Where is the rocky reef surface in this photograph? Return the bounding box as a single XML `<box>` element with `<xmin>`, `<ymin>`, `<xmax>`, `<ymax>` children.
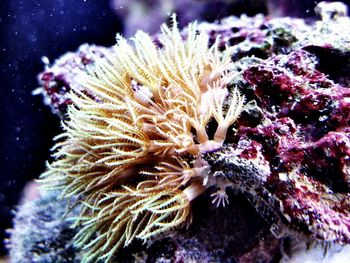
<box><xmin>7</xmin><ymin>2</ymin><xmax>350</xmax><ymax>262</ymax></box>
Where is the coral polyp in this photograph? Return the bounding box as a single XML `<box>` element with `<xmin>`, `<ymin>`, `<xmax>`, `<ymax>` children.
<box><xmin>40</xmin><ymin>15</ymin><xmax>244</xmax><ymax>262</ymax></box>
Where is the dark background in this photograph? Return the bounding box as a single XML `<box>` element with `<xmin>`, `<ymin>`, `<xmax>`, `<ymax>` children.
<box><xmin>1</xmin><ymin>0</ymin><xmax>349</xmax><ymax>257</ymax></box>
<box><xmin>0</xmin><ymin>0</ymin><xmax>122</xmax><ymax>256</ymax></box>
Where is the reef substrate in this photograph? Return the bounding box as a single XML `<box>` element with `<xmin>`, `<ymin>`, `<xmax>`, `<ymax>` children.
<box><xmin>8</xmin><ymin>2</ymin><xmax>350</xmax><ymax>262</ymax></box>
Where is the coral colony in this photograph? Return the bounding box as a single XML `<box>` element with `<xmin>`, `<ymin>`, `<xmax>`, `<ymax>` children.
<box><xmin>8</xmin><ymin>2</ymin><xmax>350</xmax><ymax>262</ymax></box>
<box><xmin>40</xmin><ymin>15</ymin><xmax>245</xmax><ymax>262</ymax></box>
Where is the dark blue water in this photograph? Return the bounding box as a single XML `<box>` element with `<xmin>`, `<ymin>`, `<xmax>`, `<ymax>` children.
<box><xmin>0</xmin><ymin>0</ymin><xmax>121</xmax><ymax>255</ymax></box>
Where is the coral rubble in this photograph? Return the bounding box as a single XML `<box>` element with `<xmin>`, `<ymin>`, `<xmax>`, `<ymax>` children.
<box><xmin>9</xmin><ymin>1</ymin><xmax>350</xmax><ymax>262</ymax></box>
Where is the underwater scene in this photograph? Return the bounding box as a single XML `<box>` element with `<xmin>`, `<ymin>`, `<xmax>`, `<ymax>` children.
<box><xmin>1</xmin><ymin>0</ymin><xmax>350</xmax><ymax>262</ymax></box>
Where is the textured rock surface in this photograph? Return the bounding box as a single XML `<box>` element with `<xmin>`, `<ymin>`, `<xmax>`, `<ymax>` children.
<box><xmin>35</xmin><ymin>44</ymin><xmax>115</xmax><ymax>116</ymax></box>
<box><xmin>239</xmin><ymin>47</ymin><xmax>350</xmax><ymax>244</ymax></box>
<box><xmin>7</xmin><ymin>187</ymin><xmax>280</xmax><ymax>263</ymax></box>
<box><xmin>6</xmin><ymin>190</ymin><xmax>81</xmax><ymax>263</ymax></box>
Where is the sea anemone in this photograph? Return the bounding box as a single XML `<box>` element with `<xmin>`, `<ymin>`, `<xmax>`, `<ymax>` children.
<box><xmin>40</xmin><ymin>15</ymin><xmax>244</xmax><ymax>262</ymax></box>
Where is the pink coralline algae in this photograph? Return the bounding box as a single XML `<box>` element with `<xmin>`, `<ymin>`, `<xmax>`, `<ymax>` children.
<box><xmin>202</xmin><ymin>8</ymin><xmax>350</xmax><ymax>246</ymax></box>
<box><xmin>238</xmin><ymin>47</ymin><xmax>350</xmax><ymax>243</ymax></box>
<box><xmin>35</xmin><ymin>44</ymin><xmax>114</xmax><ymax>116</ymax></box>
<box><xmin>32</xmin><ymin>2</ymin><xmax>350</xmax><ymax>260</ymax></box>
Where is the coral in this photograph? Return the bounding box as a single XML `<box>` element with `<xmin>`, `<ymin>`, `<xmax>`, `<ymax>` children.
<box><xmin>40</xmin><ymin>15</ymin><xmax>244</xmax><ymax>262</ymax></box>
<box><xmin>36</xmin><ymin>14</ymin><xmax>311</xmax><ymax>118</ymax></box>
<box><xmin>12</xmin><ymin>2</ymin><xmax>350</xmax><ymax>262</ymax></box>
